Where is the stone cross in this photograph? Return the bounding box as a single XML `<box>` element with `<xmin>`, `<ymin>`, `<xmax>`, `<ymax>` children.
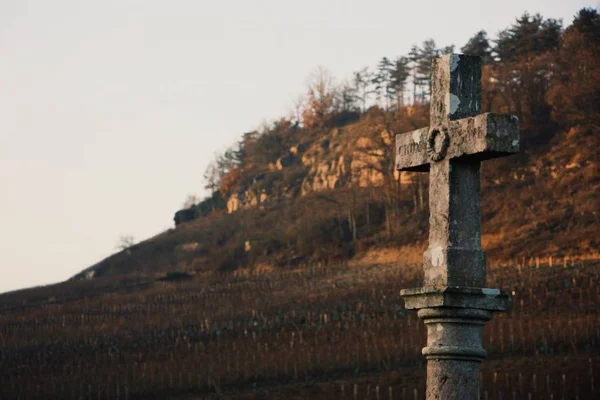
<box><xmin>397</xmin><ymin>54</ymin><xmax>519</xmax><ymax>400</ymax></box>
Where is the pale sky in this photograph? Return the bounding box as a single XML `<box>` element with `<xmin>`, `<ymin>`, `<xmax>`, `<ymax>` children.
<box><xmin>0</xmin><ymin>0</ymin><xmax>591</xmax><ymax>293</ymax></box>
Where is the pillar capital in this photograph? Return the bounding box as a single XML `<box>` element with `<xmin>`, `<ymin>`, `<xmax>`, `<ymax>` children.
<box><xmin>400</xmin><ymin>285</ymin><xmax>508</xmax><ymax>311</ymax></box>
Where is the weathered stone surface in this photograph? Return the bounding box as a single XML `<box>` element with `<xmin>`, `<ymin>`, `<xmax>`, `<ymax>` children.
<box><xmin>425</xmin><ymin>159</ymin><xmax>486</xmax><ymax>287</ymax></box>
<box><xmin>426</xmin><ymin>360</ymin><xmax>481</xmax><ymax>400</ymax></box>
<box><xmin>289</xmin><ymin>142</ymin><xmax>309</xmax><ymax>155</ymax></box>
<box><xmin>276</xmin><ymin>153</ymin><xmax>296</xmax><ymax>170</ymax></box>
<box><xmin>227</xmin><ymin>192</ymin><xmax>244</xmax><ymax>214</ymax></box>
<box><xmin>396</xmin><ymin>54</ymin><xmax>520</xmax><ymax>288</ymax></box>
<box><xmin>227</xmin><ymin>188</ymin><xmax>270</xmax><ymax>213</ymax></box>
<box><xmin>430</xmin><ymin>54</ymin><xmax>482</xmax><ymax>126</ymax></box>
<box><xmin>175</xmin><ymin>242</ymin><xmax>200</xmax><ymax>254</ymax></box>
<box><xmin>395</xmin><ymin>113</ymin><xmax>520</xmax><ymax>172</ymax></box>
<box><xmin>83</xmin><ymin>270</ymin><xmax>96</xmax><ymax>280</ymax></box>
<box><xmin>418</xmin><ymin>307</ymin><xmax>493</xmax><ymax>400</ymax></box>
<box><xmin>397</xmin><ymin>54</ymin><xmax>519</xmax><ymax>400</ymax></box>
<box><xmin>259</xmin><ymin>190</ymin><xmax>268</xmax><ymax>203</ymax></box>
<box><xmin>400</xmin><ymin>286</ymin><xmax>508</xmax><ymax>311</ymax></box>
<box><xmin>300</xmin><ymin>155</ymin><xmax>351</xmax><ymax>195</ymax></box>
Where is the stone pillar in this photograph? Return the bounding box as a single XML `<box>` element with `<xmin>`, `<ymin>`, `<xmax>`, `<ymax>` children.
<box><xmin>421</xmin><ymin>308</ymin><xmax>490</xmax><ymax>399</ymax></box>
<box><xmin>401</xmin><ymin>287</ymin><xmax>508</xmax><ymax>400</ymax></box>
<box><xmin>395</xmin><ymin>54</ymin><xmax>519</xmax><ymax>399</ymax></box>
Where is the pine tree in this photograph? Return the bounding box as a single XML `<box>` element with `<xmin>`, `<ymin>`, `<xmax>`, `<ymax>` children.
<box><xmin>492</xmin><ymin>13</ymin><xmax>563</xmax><ymax>128</ymax></box>
<box><xmin>372</xmin><ymin>57</ymin><xmax>395</xmax><ymax>109</ymax></box>
<box><xmin>461</xmin><ymin>30</ymin><xmax>493</xmax><ymax>64</ymax></box>
<box><xmin>416</xmin><ymin>39</ymin><xmax>439</xmax><ymax>101</ymax></box>
<box><xmin>390</xmin><ymin>57</ymin><xmax>410</xmax><ymax>107</ymax></box>
<box><xmin>494</xmin><ymin>13</ymin><xmax>562</xmax><ymax>62</ymax></box>
<box><xmin>548</xmin><ymin>8</ymin><xmax>600</xmax><ymax>128</ymax></box>
<box><xmin>408</xmin><ymin>45</ymin><xmax>421</xmax><ymax>105</ymax></box>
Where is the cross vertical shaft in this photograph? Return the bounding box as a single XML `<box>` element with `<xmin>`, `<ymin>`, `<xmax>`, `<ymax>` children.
<box><xmin>424</xmin><ymin>55</ymin><xmax>485</xmax><ymax>288</ymax></box>
<box><xmin>397</xmin><ymin>54</ymin><xmax>519</xmax><ymax>400</ymax></box>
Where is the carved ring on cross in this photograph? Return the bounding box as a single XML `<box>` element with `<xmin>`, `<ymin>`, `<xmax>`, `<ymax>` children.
<box><xmin>427</xmin><ymin>126</ymin><xmax>450</xmax><ymax>162</ymax></box>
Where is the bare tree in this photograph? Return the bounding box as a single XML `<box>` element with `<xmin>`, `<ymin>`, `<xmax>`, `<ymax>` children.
<box><xmin>291</xmin><ymin>93</ymin><xmax>306</xmax><ymax>126</ymax></box>
<box><xmin>302</xmin><ymin>66</ymin><xmax>337</xmax><ymax>128</ymax></box>
<box><xmin>335</xmin><ymin>79</ymin><xmax>359</xmax><ymax>113</ymax></box>
<box><xmin>203</xmin><ymin>157</ymin><xmax>221</xmax><ymax>193</ymax></box>
<box><xmin>116</xmin><ymin>235</ymin><xmax>135</xmax><ymax>251</ymax></box>
<box><xmin>306</xmin><ymin>65</ymin><xmax>336</xmax><ymax>98</ymax></box>
<box><xmin>352</xmin><ymin>108</ymin><xmax>400</xmax><ymax>237</ymax></box>
<box><xmin>182</xmin><ymin>194</ymin><xmax>199</xmax><ymax>209</ymax></box>
<box><xmin>352</xmin><ymin>67</ymin><xmax>376</xmax><ymax>112</ymax></box>
<box><xmin>203</xmin><ymin>146</ymin><xmax>241</xmax><ymax>194</ymax></box>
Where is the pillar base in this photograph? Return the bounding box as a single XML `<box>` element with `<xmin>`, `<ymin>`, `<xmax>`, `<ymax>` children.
<box><xmin>400</xmin><ymin>286</ymin><xmax>508</xmax><ymax>400</ymax></box>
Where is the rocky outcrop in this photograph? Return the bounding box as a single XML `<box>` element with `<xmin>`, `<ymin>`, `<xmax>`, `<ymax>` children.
<box><xmin>276</xmin><ymin>153</ymin><xmax>297</xmax><ymax>170</ymax></box>
<box><xmin>174</xmin><ymin>208</ymin><xmax>196</xmax><ymax>226</ymax></box>
<box><xmin>290</xmin><ymin>142</ymin><xmax>309</xmax><ymax>155</ymax></box>
<box><xmin>227</xmin><ymin>189</ymin><xmax>269</xmax><ymax>213</ymax></box>
<box><xmin>301</xmin><ymin>155</ymin><xmax>351</xmax><ymax>195</ymax></box>
<box><xmin>226</xmin><ymin>125</ymin><xmax>415</xmax><ymax>213</ymax></box>
<box><xmin>227</xmin><ymin>193</ymin><xmax>244</xmax><ymax>214</ymax></box>
<box><xmin>175</xmin><ymin>242</ymin><xmax>200</xmax><ymax>254</ymax></box>
<box><xmin>299</xmin><ymin>128</ymin><xmax>396</xmax><ymax>196</ymax></box>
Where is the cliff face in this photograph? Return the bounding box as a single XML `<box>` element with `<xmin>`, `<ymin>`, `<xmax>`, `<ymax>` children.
<box><xmin>226</xmin><ymin>122</ymin><xmax>413</xmax><ymax>213</ymax></box>
<box><xmin>216</xmin><ymin>108</ymin><xmax>600</xmax><ymax>267</ymax></box>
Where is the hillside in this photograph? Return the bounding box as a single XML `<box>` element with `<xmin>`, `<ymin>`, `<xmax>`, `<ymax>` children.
<box><xmin>74</xmin><ymin>9</ymin><xmax>600</xmax><ymax>281</ymax></box>
<box><xmin>72</xmin><ymin>107</ymin><xmax>599</xmax><ymax>281</ymax></box>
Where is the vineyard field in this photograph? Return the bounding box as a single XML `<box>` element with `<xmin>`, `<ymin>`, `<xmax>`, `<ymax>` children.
<box><xmin>1</xmin><ymin>257</ymin><xmax>599</xmax><ymax>399</ymax></box>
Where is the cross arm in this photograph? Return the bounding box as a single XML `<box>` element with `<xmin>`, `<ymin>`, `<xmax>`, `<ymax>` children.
<box><xmin>395</xmin><ymin>113</ymin><xmax>520</xmax><ymax>172</ymax></box>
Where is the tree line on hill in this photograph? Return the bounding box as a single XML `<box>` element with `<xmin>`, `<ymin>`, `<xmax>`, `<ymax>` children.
<box><xmin>179</xmin><ymin>8</ymin><xmax>598</xmax><ymax>225</ymax></box>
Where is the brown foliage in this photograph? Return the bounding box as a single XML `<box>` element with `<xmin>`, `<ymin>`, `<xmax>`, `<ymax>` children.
<box><xmin>548</xmin><ymin>24</ymin><xmax>600</xmax><ymax>128</ymax></box>
<box><xmin>219</xmin><ymin>167</ymin><xmax>243</xmax><ymax>197</ymax></box>
<box><xmin>302</xmin><ymin>67</ymin><xmax>336</xmax><ymax>129</ymax></box>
